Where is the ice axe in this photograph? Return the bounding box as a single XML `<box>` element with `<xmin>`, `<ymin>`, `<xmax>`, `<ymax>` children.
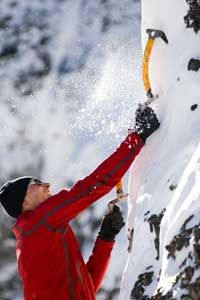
<box><xmin>142</xmin><ymin>29</ymin><xmax>168</xmax><ymax>105</ymax></box>
<box><xmin>107</xmin><ymin>30</ymin><xmax>168</xmax><ymax>213</ymax></box>
<box><xmin>123</xmin><ymin>29</ymin><xmax>168</xmax><ymax>252</ymax></box>
<box><xmin>108</xmin><ymin>179</ymin><xmax>128</xmax><ymax>212</ymax></box>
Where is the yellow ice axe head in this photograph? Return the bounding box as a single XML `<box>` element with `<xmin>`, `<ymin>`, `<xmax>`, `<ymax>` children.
<box><xmin>142</xmin><ymin>29</ymin><xmax>168</xmax><ymax>100</ymax></box>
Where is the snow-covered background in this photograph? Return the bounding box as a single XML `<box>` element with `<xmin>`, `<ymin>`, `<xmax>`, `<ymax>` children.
<box><xmin>0</xmin><ymin>0</ymin><xmax>142</xmax><ymax>299</ymax></box>
<box><xmin>1</xmin><ymin>0</ymin><xmax>199</xmax><ymax>299</ymax></box>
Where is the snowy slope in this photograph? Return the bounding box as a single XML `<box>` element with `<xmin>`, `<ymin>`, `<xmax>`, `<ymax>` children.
<box><xmin>119</xmin><ymin>0</ymin><xmax>200</xmax><ymax>299</ymax></box>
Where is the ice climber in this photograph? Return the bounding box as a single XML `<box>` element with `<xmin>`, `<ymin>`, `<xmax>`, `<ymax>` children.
<box><xmin>0</xmin><ymin>105</ymin><xmax>159</xmax><ymax>300</ymax></box>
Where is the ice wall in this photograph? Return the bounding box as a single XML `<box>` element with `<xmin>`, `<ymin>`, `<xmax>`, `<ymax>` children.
<box><xmin>119</xmin><ymin>0</ymin><xmax>200</xmax><ymax>299</ymax></box>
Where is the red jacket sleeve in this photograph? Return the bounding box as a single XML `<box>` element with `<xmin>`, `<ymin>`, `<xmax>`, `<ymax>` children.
<box><xmin>86</xmin><ymin>236</ymin><xmax>115</xmax><ymax>293</ymax></box>
<box><xmin>35</xmin><ymin>132</ymin><xmax>144</xmax><ymax>225</ymax></box>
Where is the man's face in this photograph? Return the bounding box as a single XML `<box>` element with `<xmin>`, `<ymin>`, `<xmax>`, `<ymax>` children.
<box><xmin>23</xmin><ymin>179</ymin><xmax>52</xmax><ymax>211</ymax></box>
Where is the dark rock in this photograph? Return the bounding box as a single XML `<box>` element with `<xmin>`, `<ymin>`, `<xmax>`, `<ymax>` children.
<box><xmin>156</xmin><ymin>267</ymin><xmax>200</xmax><ymax>299</ymax></box>
<box><xmin>165</xmin><ymin>215</ymin><xmax>194</xmax><ymax>259</ymax></box>
<box><xmin>191</xmin><ymin>104</ymin><xmax>198</xmax><ymax>111</ymax></box>
<box><xmin>145</xmin><ymin>216</ymin><xmax>200</xmax><ymax>299</ymax></box>
<box><xmin>193</xmin><ymin>226</ymin><xmax>200</xmax><ymax>241</ymax></box>
<box><xmin>184</xmin><ymin>0</ymin><xmax>200</xmax><ymax>34</ymax></box>
<box><xmin>180</xmin><ymin>266</ymin><xmax>194</xmax><ymax>287</ymax></box>
<box><xmin>58</xmin><ymin>56</ymin><xmax>85</xmax><ymax>74</ymax></box>
<box><xmin>14</xmin><ymin>52</ymin><xmax>51</xmax><ymax>95</ymax></box>
<box><xmin>0</xmin><ymin>43</ymin><xmax>18</xmax><ymax>60</ymax></box>
<box><xmin>146</xmin><ymin>266</ymin><xmax>153</xmax><ymax>270</ymax></box>
<box><xmin>179</xmin><ymin>258</ymin><xmax>187</xmax><ymax>269</ymax></box>
<box><xmin>14</xmin><ymin>71</ymin><xmax>34</xmax><ymax>96</ymax></box>
<box><xmin>30</xmin><ymin>52</ymin><xmax>52</xmax><ymax>78</ymax></box>
<box><xmin>180</xmin><ymin>215</ymin><xmax>194</xmax><ymax>232</ymax></box>
<box><xmin>130</xmin><ymin>271</ymin><xmax>154</xmax><ymax>300</ymax></box>
<box><xmin>169</xmin><ymin>184</ymin><xmax>177</xmax><ymax>191</ymax></box>
<box><xmin>0</xmin><ymin>2</ymin><xmax>54</xmax><ymax>97</ymax></box>
<box><xmin>23</xmin><ymin>7</ymin><xmax>49</xmax><ymax>30</ymax></box>
<box><xmin>144</xmin><ymin>211</ymin><xmax>150</xmax><ymax>216</ymax></box>
<box><xmin>127</xmin><ymin>228</ymin><xmax>134</xmax><ymax>253</ymax></box>
<box><xmin>10</xmin><ymin>1</ymin><xmax>18</xmax><ymax>8</ymax></box>
<box><xmin>153</xmin><ymin>290</ymin><xmax>175</xmax><ymax>300</ymax></box>
<box><xmin>147</xmin><ymin>209</ymin><xmax>166</xmax><ymax>260</ymax></box>
<box><xmin>188</xmin><ymin>251</ymin><xmax>193</xmax><ymax>260</ymax></box>
<box><xmin>39</xmin><ymin>35</ymin><xmax>51</xmax><ymax>46</ymax></box>
<box><xmin>188</xmin><ymin>59</ymin><xmax>200</xmax><ymax>71</ymax></box>
<box><xmin>102</xmin><ymin>16</ymin><xmax>111</xmax><ymax>33</ymax></box>
<box><xmin>0</xmin><ymin>271</ymin><xmax>21</xmax><ymax>299</ymax></box>
<box><xmin>193</xmin><ymin>226</ymin><xmax>200</xmax><ymax>265</ymax></box>
<box><xmin>0</xmin><ymin>15</ymin><xmax>12</xmax><ymax>29</ymax></box>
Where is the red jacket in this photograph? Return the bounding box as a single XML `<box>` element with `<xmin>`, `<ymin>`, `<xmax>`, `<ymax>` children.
<box><xmin>12</xmin><ymin>132</ymin><xmax>144</xmax><ymax>300</ymax></box>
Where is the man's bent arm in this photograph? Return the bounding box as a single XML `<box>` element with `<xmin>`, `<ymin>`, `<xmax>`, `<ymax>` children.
<box><xmin>86</xmin><ymin>236</ymin><xmax>115</xmax><ymax>293</ymax></box>
<box><xmin>36</xmin><ymin>132</ymin><xmax>144</xmax><ymax>225</ymax></box>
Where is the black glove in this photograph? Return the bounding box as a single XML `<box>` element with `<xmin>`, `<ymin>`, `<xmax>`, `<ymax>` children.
<box><xmin>98</xmin><ymin>205</ymin><xmax>125</xmax><ymax>241</ymax></box>
<box><xmin>134</xmin><ymin>104</ymin><xmax>160</xmax><ymax>142</ymax></box>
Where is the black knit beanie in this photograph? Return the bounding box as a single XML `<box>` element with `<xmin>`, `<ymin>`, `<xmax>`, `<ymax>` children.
<box><xmin>0</xmin><ymin>176</ymin><xmax>33</xmax><ymax>218</ymax></box>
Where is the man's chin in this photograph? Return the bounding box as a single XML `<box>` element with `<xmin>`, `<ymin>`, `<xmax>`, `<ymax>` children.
<box><xmin>42</xmin><ymin>194</ymin><xmax>51</xmax><ymax>203</ymax></box>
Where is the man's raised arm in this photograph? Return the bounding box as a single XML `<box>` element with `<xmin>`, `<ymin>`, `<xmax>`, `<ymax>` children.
<box><xmin>36</xmin><ymin>105</ymin><xmax>159</xmax><ymax>226</ymax></box>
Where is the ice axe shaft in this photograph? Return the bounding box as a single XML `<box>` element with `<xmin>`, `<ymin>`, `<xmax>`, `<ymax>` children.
<box><xmin>142</xmin><ymin>29</ymin><xmax>168</xmax><ymax>103</ymax></box>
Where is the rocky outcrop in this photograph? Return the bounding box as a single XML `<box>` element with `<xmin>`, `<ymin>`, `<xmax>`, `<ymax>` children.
<box><xmin>184</xmin><ymin>0</ymin><xmax>200</xmax><ymax>34</ymax></box>
<box><xmin>153</xmin><ymin>217</ymin><xmax>200</xmax><ymax>299</ymax></box>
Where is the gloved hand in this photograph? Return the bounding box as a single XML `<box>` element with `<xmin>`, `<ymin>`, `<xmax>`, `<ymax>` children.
<box><xmin>134</xmin><ymin>104</ymin><xmax>160</xmax><ymax>142</ymax></box>
<box><xmin>98</xmin><ymin>205</ymin><xmax>125</xmax><ymax>241</ymax></box>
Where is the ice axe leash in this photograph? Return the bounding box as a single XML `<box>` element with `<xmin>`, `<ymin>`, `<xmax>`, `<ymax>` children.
<box><xmin>142</xmin><ymin>29</ymin><xmax>168</xmax><ymax>106</ymax></box>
